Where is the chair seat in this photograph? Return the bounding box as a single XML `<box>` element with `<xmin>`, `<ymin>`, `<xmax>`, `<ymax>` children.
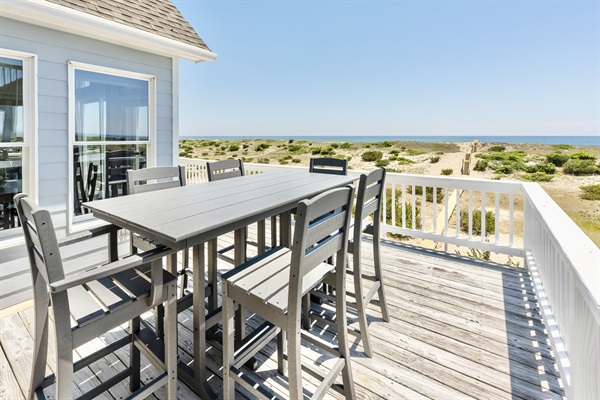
<box><xmin>66</xmin><ymin>265</ymin><xmax>176</xmax><ymax>329</ymax></box>
<box><xmin>222</xmin><ymin>246</ymin><xmax>335</xmax><ymax>314</ymax></box>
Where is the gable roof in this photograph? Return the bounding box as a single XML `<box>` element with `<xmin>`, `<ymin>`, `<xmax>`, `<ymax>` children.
<box><xmin>44</xmin><ymin>0</ymin><xmax>210</xmax><ymax>52</ymax></box>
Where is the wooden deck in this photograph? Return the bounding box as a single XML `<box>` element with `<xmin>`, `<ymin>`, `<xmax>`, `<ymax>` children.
<box><xmin>0</xmin><ymin>233</ymin><xmax>564</xmax><ymax>399</ymax></box>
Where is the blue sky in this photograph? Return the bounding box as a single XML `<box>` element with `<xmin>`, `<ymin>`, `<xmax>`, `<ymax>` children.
<box><xmin>174</xmin><ymin>1</ymin><xmax>599</xmax><ymax>137</ymax></box>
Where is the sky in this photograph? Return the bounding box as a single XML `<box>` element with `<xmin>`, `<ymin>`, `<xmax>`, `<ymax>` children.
<box><xmin>173</xmin><ymin>0</ymin><xmax>599</xmax><ymax>137</ymax></box>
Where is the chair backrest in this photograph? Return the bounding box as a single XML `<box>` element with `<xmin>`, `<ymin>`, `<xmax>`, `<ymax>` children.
<box><xmin>14</xmin><ymin>193</ymin><xmax>64</xmax><ymax>294</ymax></box>
<box><xmin>127</xmin><ymin>166</ymin><xmax>186</xmax><ymax>195</ymax></box>
<box><xmin>289</xmin><ymin>185</ymin><xmax>354</xmax><ymax>308</ymax></box>
<box><xmin>206</xmin><ymin>159</ymin><xmax>245</xmax><ymax>182</ymax></box>
<box><xmin>309</xmin><ymin>158</ymin><xmax>348</xmax><ymax>175</ymax></box>
<box><xmin>354</xmin><ymin>168</ymin><xmax>386</xmax><ymax>238</ymax></box>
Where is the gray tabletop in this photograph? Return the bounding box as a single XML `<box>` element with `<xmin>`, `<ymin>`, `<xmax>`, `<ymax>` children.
<box><xmin>84</xmin><ymin>171</ymin><xmax>356</xmax><ymax>250</ymax></box>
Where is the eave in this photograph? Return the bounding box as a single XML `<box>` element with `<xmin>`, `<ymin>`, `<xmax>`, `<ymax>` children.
<box><xmin>0</xmin><ymin>0</ymin><xmax>217</xmax><ymax>63</ymax></box>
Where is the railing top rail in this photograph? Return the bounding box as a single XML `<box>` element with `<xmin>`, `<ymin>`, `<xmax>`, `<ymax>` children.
<box><xmin>523</xmin><ymin>182</ymin><xmax>600</xmax><ymax>313</ymax></box>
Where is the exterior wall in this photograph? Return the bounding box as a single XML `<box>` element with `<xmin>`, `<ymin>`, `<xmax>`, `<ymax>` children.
<box><xmin>0</xmin><ymin>17</ymin><xmax>175</xmax><ymax>309</ymax></box>
<box><xmin>1</xmin><ymin>17</ymin><xmax>174</xmax><ymax>231</ymax></box>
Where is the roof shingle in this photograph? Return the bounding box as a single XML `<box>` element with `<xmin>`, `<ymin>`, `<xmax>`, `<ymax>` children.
<box><xmin>44</xmin><ymin>0</ymin><xmax>210</xmax><ymax>51</ymax></box>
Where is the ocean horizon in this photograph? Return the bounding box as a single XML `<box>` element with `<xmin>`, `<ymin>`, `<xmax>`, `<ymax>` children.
<box><xmin>182</xmin><ymin>135</ymin><xmax>599</xmax><ymax>146</ymax></box>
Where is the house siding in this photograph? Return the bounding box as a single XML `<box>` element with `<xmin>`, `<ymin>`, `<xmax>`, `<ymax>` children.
<box><xmin>0</xmin><ymin>17</ymin><xmax>177</xmax><ymax>309</ymax></box>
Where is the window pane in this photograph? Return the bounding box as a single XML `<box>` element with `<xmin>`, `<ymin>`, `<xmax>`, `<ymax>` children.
<box><xmin>74</xmin><ymin>144</ymin><xmax>146</xmax><ymax>215</ymax></box>
<box><xmin>75</xmin><ymin>70</ymin><xmax>148</xmax><ymax>142</ymax></box>
<box><xmin>0</xmin><ymin>147</ymin><xmax>22</xmax><ymax>230</ymax></box>
<box><xmin>0</xmin><ymin>58</ymin><xmax>24</xmax><ymax>143</ymax></box>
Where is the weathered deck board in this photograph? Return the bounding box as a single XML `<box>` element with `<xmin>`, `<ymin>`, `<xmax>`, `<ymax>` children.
<box><xmin>0</xmin><ymin>231</ymin><xmax>564</xmax><ymax>399</ymax></box>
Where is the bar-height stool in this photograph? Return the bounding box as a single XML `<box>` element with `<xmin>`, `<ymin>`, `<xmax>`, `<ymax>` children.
<box><xmin>309</xmin><ymin>157</ymin><xmax>349</xmax><ymax>175</ymax></box>
<box><xmin>308</xmin><ymin>168</ymin><xmax>390</xmax><ymax>357</ymax></box>
<box><xmin>206</xmin><ymin>158</ymin><xmax>270</xmax><ymax>260</ymax></box>
<box><xmin>221</xmin><ymin>185</ymin><xmax>356</xmax><ymax>399</ymax></box>
<box><xmin>14</xmin><ymin>193</ymin><xmax>178</xmax><ymax>399</ymax></box>
<box><xmin>127</xmin><ymin>166</ymin><xmax>190</xmax><ymax>297</ymax></box>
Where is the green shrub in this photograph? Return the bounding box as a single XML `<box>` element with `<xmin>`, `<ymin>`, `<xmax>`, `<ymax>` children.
<box><xmin>429</xmin><ymin>156</ymin><xmax>440</xmax><ymax>164</ymax></box>
<box><xmin>377</xmin><ymin>141</ymin><xmax>394</xmax><ymax>147</ymax></box>
<box><xmin>257</xmin><ymin>158</ymin><xmax>270</xmax><ymax>164</ymax></box>
<box><xmin>473</xmin><ymin>160</ymin><xmax>488</xmax><ymax>172</ymax></box>
<box><xmin>525</xmin><ymin>163</ymin><xmax>556</xmax><ymax>174</ymax></box>
<box><xmin>441</xmin><ymin>169</ymin><xmax>453</xmax><ymax>176</ymax></box>
<box><xmin>287</xmin><ymin>144</ymin><xmax>304</xmax><ymax>153</ymax></box>
<box><xmin>389</xmin><ymin>149</ymin><xmax>400</xmax><ymax>155</ymax></box>
<box><xmin>494</xmin><ymin>165</ymin><xmax>513</xmax><ymax>174</ymax></box>
<box><xmin>243</xmin><ymin>157</ymin><xmax>253</xmax><ymax>162</ymax></box>
<box><xmin>311</xmin><ymin>148</ymin><xmax>322</xmax><ymax>155</ymax></box>
<box><xmin>202</xmin><ymin>152</ymin><xmax>209</xmax><ymax>156</ymax></box>
<box><xmin>255</xmin><ymin>143</ymin><xmax>270</xmax><ymax>152</ymax></box>
<box><xmin>288</xmin><ymin>139</ymin><xmax>294</xmax><ymax>143</ymax></box>
<box><xmin>330</xmin><ymin>143</ymin><xmax>339</xmax><ymax>149</ymax></box>
<box><xmin>292</xmin><ymin>158</ymin><xmax>301</xmax><ymax>163</ymax></box>
<box><xmin>519</xmin><ymin>172</ymin><xmax>554</xmax><ymax>182</ymax></box>
<box><xmin>319</xmin><ymin>147</ymin><xmax>335</xmax><ymax>156</ymax></box>
<box><xmin>243</xmin><ymin>143</ymin><xmax>249</xmax><ymax>149</ymax></box>
<box><xmin>460</xmin><ymin>209</ymin><xmax>495</xmax><ymax>236</ymax></box>
<box><xmin>552</xmin><ymin>144</ymin><xmax>574</xmax><ymax>150</ymax></box>
<box><xmin>362</xmin><ymin>151</ymin><xmax>383</xmax><ymax>162</ymax></box>
<box><xmin>228</xmin><ymin>144</ymin><xmax>240</xmax><ymax>152</ymax></box>
<box><xmin>406</xmin><ymin>149</ymin><xmax>426</xmax><ymax>156</ymax></box>
<box><xmin>375</xmin><ymin>159</ymin><xmax>390</xmax><ymax>167</ymax></box>
<box><xmin>570</xmin><ymin>152</ymin><xmax>596</xmax><ymax>161</ymax></box>
<box><xmin>546</xmin><ymin>153</ymin><xmax>570</xmax><ymax>167</ymax></box>
<box><xmin>282</xmin><ymin>155</ymin><xmax>293</xmax><ymax>160</ymax></box>
<box><xmin>563</xmin><ymin>159</ymin><xmax>600</xmax><ymax>176</ymax></box>
<box><xmin>280</xmin><ymin>161</ymin><xmax>288</xmax><ymax>165</ymax></box>
<box><xmin>580</xmin><ymin>184</ymin><xmax>600</xmax><ymax>200</ymax></box>
<box><xmin>489</xmin><ymin>145</ymin><xmax>506</xmax><ymax>152</ymax></box>
<box><xmin>388</xmin><ymin>156</ymin><xmax>398</xmax><ymax>161</ymax></box>
<box><xmin>340</xmin><ymin>142</ymin><xmax>353</xmax><ymax>149</ymax></box>
<box><xmin>395</xmin><ymin>157</ymin><xmax>413</xmax><ymax>165</ymax></box>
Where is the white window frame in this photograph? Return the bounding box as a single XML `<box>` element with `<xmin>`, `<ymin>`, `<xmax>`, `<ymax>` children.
<box><xmin>0</xmin><ymin>49</ymin><xmax>37</xmax><ymax>240</ymax></box>
<box><xmin>68</xmin><ymin>61</ymin><xmax>156</xmax><ymax>233</ymax></box>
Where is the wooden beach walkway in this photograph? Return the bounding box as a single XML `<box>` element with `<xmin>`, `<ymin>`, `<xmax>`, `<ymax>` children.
<box><xmin>0</xmin><ymin>231</ymin><xmax>563</xmax><ymax>399</ymax></box>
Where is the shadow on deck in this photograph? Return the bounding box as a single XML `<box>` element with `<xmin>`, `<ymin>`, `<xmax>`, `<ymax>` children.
<box><xmin>0</xmin><ymin>236</ymin><xmax>563</xmax><ymax>399</ymax></box>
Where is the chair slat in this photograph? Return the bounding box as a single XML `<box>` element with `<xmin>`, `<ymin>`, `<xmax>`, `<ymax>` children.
<box><xmin>85</xmin><ymin>277</ymin><xmax>133</xmax><ymax>312</ymax></box>
<box><xmin>305</xmin><ymin>210</ymin><xmax>347</xmax><ymax>246</ymax></box>
<box><xmin>111</xmin><ymin>269</ymin><xmax>151</xmax><ymax>300</ymax></box>
<box><xmin>67</xmin><ymin>286</ymin><xmax>105</xmax><ymax>327</ymax></box>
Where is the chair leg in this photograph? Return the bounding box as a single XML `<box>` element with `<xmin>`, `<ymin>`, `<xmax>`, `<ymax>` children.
<box><xmin>353</xmin><ymin>247</ymin><xmax>373</xmax><ymax>357</ymax></box>
<box><xmin>270</xmin><ymin>215</ymin><xmax>278</xmax><ymax>248</ymax></box>
<box><xmin>130</xmin><ymin>316</ymin><xmax>141</xmax><ymax>392</ymax></box>
<box><xmin>372</xmin><ymin>231</ymin><xmax>390</xmax><ymax>322</ymax></box>
<box><xmin>257</xmin><ymin>220</ymin><xmax>266</xmax><ymax>254</ymax></box>
<box><xmin>287</xmin><ymin>320</ymin><xmax>303</xmax><ymax>400</ymax></box>
<box><xmin>53</xmin><ymin>293</ymin><xmax>74</xmax><ymax>399</ymax></box>
<box><xmin>302</xmin><ymin>293</ymin><xmax>311</xmax><ymax>330</ymax></box>
<box><xmin>164</xmin><ymin>280</ymin><xmax>178</xmax><ymax>399</ymax></box>
<box><xmin>277</xmin><ymin>330</ymin><xmax>287</xmax><ymax>375</ymax></box>
<box><xmin>179</xmin><ymin>248</ymin><xmax>190</xmax><ymax>298</ymax></box>
<box><xmin>336</xmin><ymin>261</ymin><xmax>356</xmax><ymax>399</ymax></box>
<box><xmin>222</xmin><ymin>285</ymin><xmax>236</xmax><ymax>400</ymax></box>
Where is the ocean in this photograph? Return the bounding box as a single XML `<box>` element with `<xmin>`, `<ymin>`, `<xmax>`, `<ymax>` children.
<box><xmin>182</xmin><ymin>135</ymin><xmax>599</xmax><ymax>146</ymax></box>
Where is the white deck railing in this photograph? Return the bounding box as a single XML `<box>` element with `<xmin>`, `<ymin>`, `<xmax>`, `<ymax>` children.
<box><xmin>180</xmin><ymin>158</ymin><xmax>599</xmax><ymax>399</ymax></box>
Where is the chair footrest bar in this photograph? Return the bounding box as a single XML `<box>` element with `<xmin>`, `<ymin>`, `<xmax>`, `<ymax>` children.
<box><xmin>364</xmin><ymin>281</ymin><xmax>381</xmax><ymax>304</ymax></box>
<box><xmin>205</xmin><ymin>306</ymin><xmax>222</xmax><ymax>330</ymax></box>
<box><xmin>77</xmin><ymin>369</ymin><xmax>131</xmax><ymax>400</ymax></box>
<box><xmin>311</xmin><ymin>357</ymin><xmax>346</xmax><ymax>400</ymax></box>
<box><xmin>234</xmin><ymin>321</ymin><xmax>279</xmax><ymax>369</ymax></box>
<box><xmin>309</xmin><ymin>311</ymin><xmax>362</xmax><ymax>338</ymax></box>
<box><xmin>134</xmin><ymin>328</ymin><xmax>169</xmax><ymax>370</ymax></box>
<box><xmin>125</xmin><ymin>373</ymin><xmax>168</xmax><ymax>400</ymax></box>
<box><xmin>230</xmin><ymin>366</ymin><xmax>279</xmax><ymax>400</ymax></box>
<box><xmin>300</xmin><ymin>329</ymin><xmax>340</xmax><ymax>357</ymax></box>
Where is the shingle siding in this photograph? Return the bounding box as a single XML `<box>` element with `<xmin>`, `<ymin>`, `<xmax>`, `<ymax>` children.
<box><xmin>44</xmin><ymin>0</ymin><xmax>210</xmax><ymax>51</ymax></box>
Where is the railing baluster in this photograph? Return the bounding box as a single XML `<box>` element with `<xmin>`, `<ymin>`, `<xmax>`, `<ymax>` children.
<box><xmin>494</xmin><ymin>192</ymin><xmax>500</xmax><ymax>244</ymax></box>
<box><xmin>456</xmin><ymin>188</ymin><xmax>461</xmax><ymax>238</ymax></box>
<box><xmin>401</xmin><ymin>184</ymin><xmax>406</xmax><ymax>228</ymax></box>
<box><xmin>481</xmin><ymin>191</ymin><xmax>486</xmax><ymax>242</ymax></box>
<box><xmin>411</xmin><ymin>185</ymin><xmax>416</xmax><ymax>231</ymax></box>
<box><xmin>433</xmin><ymin>186</ymin><xmax>437</xmax><ymax>233</ymax></box>
<box><xmin>468</xmin><ymin>190</ymin><xmax>473</xmax><ymax>240</ymax></box>
<box><xmin>509</xmin><ymin>193</ymin><xmax>514</xmax><ymax>247</ymax></box>
<box><xmin>444</xmin><ymin>187</ymin><xmax>449</xmax><ymax>236</ymax></box>
<box><xmin>421</xmin><ymin>186</ymin><xmax>426</xmax><ymax>232</ymax></box>
<box><xmin>391</xmin><ymin>184</ymin><xmax>396</xmax><ymax>229</ymax></box>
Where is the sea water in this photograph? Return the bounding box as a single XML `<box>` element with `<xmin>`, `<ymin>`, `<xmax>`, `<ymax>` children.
<box><xmin>183</xmin><ymin>135</ymin><xmax>599</xmax><ymax>146</ymax></box>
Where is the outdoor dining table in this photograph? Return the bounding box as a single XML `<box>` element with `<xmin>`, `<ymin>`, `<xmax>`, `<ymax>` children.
<box><xmin>83</xmin><ymin>170</ymin><xmax>356</xmax><ymax>398</ymax></box>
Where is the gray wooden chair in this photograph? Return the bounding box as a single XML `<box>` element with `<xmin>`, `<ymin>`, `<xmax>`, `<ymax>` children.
<box><xmin>221</xmin><ymin>185</ymin><xmax>356</xmax><ymax>399</ymax></box>
<box><xmin>206</xmin><ymin>159</ymin><xmax>268</xmax><ymax>262</ymax></box>
<box><xmin>309</xmin><ymin>157</ymin><xmax>348</xmax><ymax>175</ymax></box>
<box><xmin>308</xmin><ymin>168</ymin><xmax>390</xmax><ymax>357</ymax></box>
<box><xmin>14</xmin><ymin>193</ymin><xmax>178</xmax><ymax>399</ymax></box>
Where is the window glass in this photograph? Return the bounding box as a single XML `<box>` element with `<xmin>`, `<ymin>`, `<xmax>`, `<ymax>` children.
<box><xmin>75</xmin><ymin>70</ymin><xmax>148</xmax><ymax>142</ymax></box>
<box><xmin>73</xmin><ymin>68</ymin><xmax>151</xmax><ymax>217</ymax></box>
<box><xmin>0</xmin><ymin>57</ymin><xmax>24</xmax><ymax>231</ymax></box>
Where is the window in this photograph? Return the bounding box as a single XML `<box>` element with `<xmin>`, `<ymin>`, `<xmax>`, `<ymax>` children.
<box><xmin>0</xmin><ymin>50</ymin><xmax>35</xmax><ymax>234</ymax></box>
<box><xmin>70</xmin><ymin>62</ymin><xmax>155</xmax><ymax>225</ymax></box>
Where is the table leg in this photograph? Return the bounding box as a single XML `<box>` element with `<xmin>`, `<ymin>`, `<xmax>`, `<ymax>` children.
<box><xmin>234</xmin><ymin>228</ymin><xmax>247</xmax><ymax>342</ymax></box>
<box><xmin>178</xmin><ymin>242</ymin><xmax>216</xmax><ymax>399</ymax></box>
<box><xmin>280</xmin><ymin>210</ymin><xmax>292</xmax><ymax>248</ymax></box>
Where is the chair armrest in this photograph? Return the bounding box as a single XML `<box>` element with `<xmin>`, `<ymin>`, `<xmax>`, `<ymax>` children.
<box><xmin>49</xmin><ymin>246</ymin><xmax>174</xmax><ymax>293</ymax></box>
<box><xmin>57</xmin><ymin>223</ymin><xmax>121</xmax><ymax>247</ymax></box>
